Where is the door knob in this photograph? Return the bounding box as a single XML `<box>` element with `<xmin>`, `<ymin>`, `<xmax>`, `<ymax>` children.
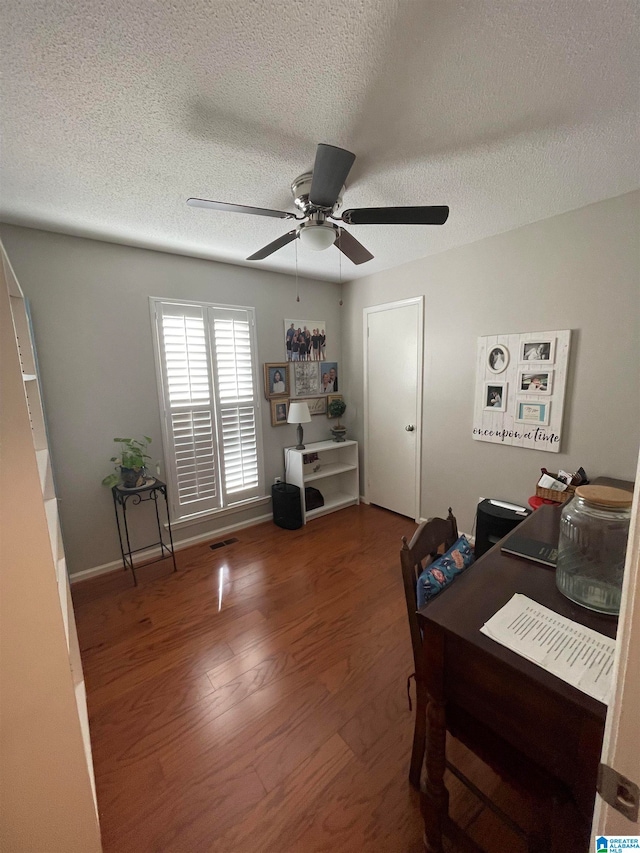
<box><xmin>405</xmin><ymin>424</ymin><xmax>415</xmax><ymax>432</ymax></box>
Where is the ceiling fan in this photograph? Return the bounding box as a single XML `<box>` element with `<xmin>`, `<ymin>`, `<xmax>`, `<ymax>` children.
<box><xmin>187</xmin><ymin>143</ymin><xmax>449</xmax><ymax>265</ymax></box>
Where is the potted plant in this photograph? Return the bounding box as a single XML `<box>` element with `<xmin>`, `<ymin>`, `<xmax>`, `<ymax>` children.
<box><xmin>327</xmin><ymin>398</ymin><xmax>347</xmax><ymax>442</ymax></box>
<box><xmin>102</xmin><ymin>436</ymin><xmax>152</xmax><ymax>488</ymax></box>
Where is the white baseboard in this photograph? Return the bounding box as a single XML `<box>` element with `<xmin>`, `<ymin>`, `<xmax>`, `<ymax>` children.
<box><xmin>70</xmin><ymin>511</ymin><xmax>273</xmax><ymax>583</ymax></box>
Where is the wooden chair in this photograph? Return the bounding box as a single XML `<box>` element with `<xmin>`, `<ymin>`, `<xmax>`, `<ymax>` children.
<box><xmin>400</xmin><ymin>509</ymin><xmax>565</xmax><ymax>853</ymax></box>
<box><xmin>400</xmin><ymin>508</ymin><xmax>459</xmax><ymax>789</ymax></box>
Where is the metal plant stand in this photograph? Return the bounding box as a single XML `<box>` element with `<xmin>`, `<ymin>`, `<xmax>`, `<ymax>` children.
<box><xmin>111</xmin><ymin>479</ymin><xmax>177</xmax><ymax>585</ymax></box>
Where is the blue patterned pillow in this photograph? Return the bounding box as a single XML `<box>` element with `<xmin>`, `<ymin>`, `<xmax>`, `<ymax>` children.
<box><xmin>416</xmin><ymin>535</ymin><xmax>475</xmax><ymax>608</ymax></box>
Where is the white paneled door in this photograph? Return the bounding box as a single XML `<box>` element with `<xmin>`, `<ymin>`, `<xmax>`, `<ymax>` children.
<box><xmin>364</xmin><ymin>297</ymin><xmax>423</xmax><ymax>520</ymax></box>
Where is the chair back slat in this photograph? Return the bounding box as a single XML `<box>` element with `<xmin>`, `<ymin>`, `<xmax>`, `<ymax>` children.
<box><xmin>400</xmin><ymin>509</ymin><xmax>458</xmax><ymax>679</ymax></box>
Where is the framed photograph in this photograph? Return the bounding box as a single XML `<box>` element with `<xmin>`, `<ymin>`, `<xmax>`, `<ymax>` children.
<box><xmin>270</xmin><ymin>399</ymin><xmax>289</xmax><ymax>426</ymax></box>
<box><xmin>518</xmin><ymin>370</ymin><xmax>553</xmax><ymax>395</ymax></box>
<box><xmin>519</xmin><ymin>338</ymin><xmax>556</xmax><ymax>364</ymax></box>
<box><xmin>515</xmin><ymin>399</ymin><xmax>551</xmax><ymax>426</ymax></box>
<box><xmin>285</xmin><ymin>319</ymin><xmax>328</xmax><ymax>362</ymax></box>
<box><xmin>487</xmin><ymin>344</ymin><xmax>509</xmax><ymax>374</ymax></box>
<box><xmin>484</xmin><ymin>382</ymin><xmax>507</xmax><ymax>412</ymax></box>
<box><xmin>326</xmin><ymin>394</ymin><xmax>343</xmax><ymax>417</ymax></box>
<box><xmin>292</xmin><ymin>361</ymin><xmax>320</xmax><ymax>396</ymax></box>
<box><xmin>263</xmin><ymin>362</ymin><xmax>289</xmax><ymax>399</ymax></box>
<box><xmin>319</xmin><ymin>362</ymin><xmax>339</xmax><ymax>393</ymax></box>
<box><xmin>297</xmin><ymin>396</ymin><xmax>327</xmax><ymax>416</ymax></box>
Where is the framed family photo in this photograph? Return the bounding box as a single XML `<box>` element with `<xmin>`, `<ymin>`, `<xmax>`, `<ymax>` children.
<box><xmin>484</xmin><ymin>381</ymin><xmax>507</xmax><ymax>412</ymax></box>
<box><xmin>515</xmin><ymin>399</ymin><xmax>550</xmax><ymax>426</ymax></box>
<box><xmin>270</xmin><ymin>399</ymin><xmax>289</xmax><ymax>426</ymax></box>
<box><xmin>518</xmin><ymin>370</ymin><xmax>553</xmax><ymax>395</ymax></box>
<box><xmin>284</xmin><ymin>320</ymin><xmax>328</xmax><ymax>362</ymax></box>
<box><xmin>519</xmin><ymin>338</ymin><xmax>555</xmax><ymax>364</ymax></box>
<box><xmin>487</xmin><ymin>344</ymin><xmax>509</xmax><ymax>374</ymax></box>
<box><xmin>263</xmin><ymin>362</ymin><xmax>289</xmax><ymax>399</ymax></box>
<box><xmin>473</xmin><ymin>328</ymin><xmax>570</xmax><ymax>453</ymax></box>
<box><xmin>319</xmin><ymin>362</ymin><xmax>338</xmax><ymax>393</ymax></box>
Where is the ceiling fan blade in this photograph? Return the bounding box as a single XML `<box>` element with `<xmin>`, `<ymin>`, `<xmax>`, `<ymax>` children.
<box><xmin>340</xmin><ymin>205</ymin><xmax>449</xmax><ymax>226</ymax></box>
<box><xmin>187</xmin><ymin>198</ymin><xmax>297</xmax><ymax>220</ymax></box>
<box><xmin>247</xmin><ymin>230</ymin><xmax>298</xmax><ymax>261</ymax></box>
<box><xmin>309</xmin><ymin>144</ymin><xmax>356</xmax><ymax>209</ymax></box>
<box><xmin>335</xmin><ymin>228</ymin><xmax>374</xmax><ymax>265</ymax></box>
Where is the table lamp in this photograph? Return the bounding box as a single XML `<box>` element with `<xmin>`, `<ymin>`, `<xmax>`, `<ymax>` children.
<box><xmin>287</xmin><ymin>401</ymin><xmax>311</xmax><ymax>450</ymax></box>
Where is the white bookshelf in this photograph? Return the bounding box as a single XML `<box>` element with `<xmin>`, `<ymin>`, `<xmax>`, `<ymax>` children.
<box><xmin>2</xmin><ymin>240</ymin><xmax>99</xmax><ymax>837</ymax></box>
<box><xmin>285</xmin><ymin>439</ymin><xmax>359</xmax><ymax>524</ymax></box>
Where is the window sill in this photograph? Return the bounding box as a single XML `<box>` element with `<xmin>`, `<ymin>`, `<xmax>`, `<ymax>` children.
<box><xmin>165</xmin><ymin>494</ymin><xmax>271</xmax><ymax>531</ymax></box>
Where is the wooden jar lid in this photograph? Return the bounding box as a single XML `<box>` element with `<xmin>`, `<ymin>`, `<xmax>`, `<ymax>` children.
<box><xmin>575</xmin><ymin>485</ymin><xmax>633</xmax><ymax>508</ymax></box>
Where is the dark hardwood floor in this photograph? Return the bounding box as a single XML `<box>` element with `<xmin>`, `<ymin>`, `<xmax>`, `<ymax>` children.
<box><xmin>72</xmin><ymin>504</ymin><xmax>541</xmax><ymax>852</ymax></box>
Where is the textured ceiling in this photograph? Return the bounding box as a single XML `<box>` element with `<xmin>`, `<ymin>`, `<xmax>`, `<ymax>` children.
<box><xmin>1</xmin><ymin>0</ymin><xmax>639</xmax><ymax>282</ymax></box>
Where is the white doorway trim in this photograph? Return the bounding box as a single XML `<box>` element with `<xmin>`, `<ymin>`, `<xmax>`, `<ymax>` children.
<box><xmin>363</xmin><ymin>296</ymin><xmax>424</xmax><ymax>522</ymax></box>
<box><xmin>592</xmin><ymin>448</ymin><xmax>640</xmax><ymax>838</ymax></box>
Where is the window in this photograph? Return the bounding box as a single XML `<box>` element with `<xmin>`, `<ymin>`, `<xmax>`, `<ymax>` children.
<box><xmin>150</xmin><ymin>298</ymin><xmax>264</xmax><ymax>521</ymax></box>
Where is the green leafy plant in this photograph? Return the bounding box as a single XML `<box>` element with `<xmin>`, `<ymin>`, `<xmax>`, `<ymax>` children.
<box><xmin>102</xmin><ymin>436</ymin><xmax>152</xmax><ymax>488</ymax></box>
<box><xmin>327</xmin><ymin>398</ymin><xmax>346</xmax><ymax>427</ymax></box>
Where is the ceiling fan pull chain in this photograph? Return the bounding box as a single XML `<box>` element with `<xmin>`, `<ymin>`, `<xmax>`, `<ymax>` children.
<box><xmin>295</xmin><ymin>236</ymin><xmax>300</xmax><ymax>302</ymax></box>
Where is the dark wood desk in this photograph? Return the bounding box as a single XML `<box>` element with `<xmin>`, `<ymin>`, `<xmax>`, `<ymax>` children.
<box><xmin>417</xmin><ymin>504</ymin><xmax>618</xmax><ymax>852</ymax></box>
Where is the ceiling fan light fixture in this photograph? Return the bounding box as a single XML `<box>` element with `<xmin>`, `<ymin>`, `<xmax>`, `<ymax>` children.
<box><xmin>298</xmin><ymin>221</ymin><xmax>337</xmax><ymax>252</ymax></box>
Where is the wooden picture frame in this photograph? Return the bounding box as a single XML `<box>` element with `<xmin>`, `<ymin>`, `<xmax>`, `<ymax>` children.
<box><xmin>270</xmin><ymin>399</ymin><xmax>289</xmax><ymax>426</ymax></box>
<box><xmin>297</xmin><ymin>396</ymin><xmax>327</xmax><ymax>416</ymax></box>
<box><xmin>326</xmin><ymin>394</ymin><xmax>343</xmax><ymax>418</ymax></box>
<box><xmin>473</xmin><ymin>329</ymin><xmax>570</xmax><ymax>453</ymax></box>
<box><xmin>264</xmin><ymin>363</ymin><xmax>289</xmax><ymax>399</ymax></box>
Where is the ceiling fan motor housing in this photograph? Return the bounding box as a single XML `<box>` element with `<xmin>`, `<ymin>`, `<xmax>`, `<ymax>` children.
<box><xmin>291</xmin><ymin>172</ymin><xmax>343</xmax><ymax>215</ymax></box>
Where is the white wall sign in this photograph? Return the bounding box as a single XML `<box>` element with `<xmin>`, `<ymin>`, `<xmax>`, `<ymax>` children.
<box><xmin>472</xmin><ymin>330</ymin><xmax>571</xmax><ymax>452</ymax></box>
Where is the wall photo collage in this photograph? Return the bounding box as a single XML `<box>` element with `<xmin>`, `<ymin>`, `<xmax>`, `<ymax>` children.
<box><xmin>263</xmin><ymin>320</ymin><xmax>343</xmax><ymax>426</ymax></box>
<box><xmin>473</xmin><ymin>329</ymin><xmax>571</xmax><ymax>452</ymax></box>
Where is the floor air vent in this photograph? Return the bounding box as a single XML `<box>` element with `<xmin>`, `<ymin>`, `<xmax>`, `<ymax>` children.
<box><xmin>209</xmin><ymin>537</ymin><xmax>239</xmax><ymax>551</ymax></box>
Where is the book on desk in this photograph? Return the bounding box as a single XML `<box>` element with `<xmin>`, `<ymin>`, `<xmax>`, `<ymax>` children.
<box><xmin>500</xmin><ymin>534</ymin><xmax>558</xmax><ymax>567</ymax></box>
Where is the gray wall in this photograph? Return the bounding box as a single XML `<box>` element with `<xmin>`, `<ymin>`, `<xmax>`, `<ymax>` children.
<box><xmin>3</xmin><ymin>190</ymin><xmax>639</xmax><ymax>572</ymax></box>
<box><xmin>0</xmin><ymin>226</ymin><xmax>342</xmax><ymax>574</ymax></box>
<box><xmin>341</xmin><ymin>191</ymin><xmax>640</xmax><ymax>534</ymax></box>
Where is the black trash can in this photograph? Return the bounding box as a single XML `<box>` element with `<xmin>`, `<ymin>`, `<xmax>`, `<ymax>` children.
<box><xmin>475</xmin><ymin>499</ymin><xmax>530</xmax><ymax>558</ymax></box>
<box><xmin>271</xmin><ymin>482</ymin><xmax>303</xmax><ymax>529</ymax></box>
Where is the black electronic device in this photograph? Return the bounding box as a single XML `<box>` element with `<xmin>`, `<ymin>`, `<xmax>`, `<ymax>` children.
<box><xmin>501</xmin><ymin>535</ymin><xmax>558</xmax><ymax>567</ymax></box>
<box><xmin>271</xmin><ymin>482</ymin><xmax>302</xmax><ymax>530</ymax></box>
<box><xmin>475</xmin><ymin>499</ymin><xmax>531</xmax><ymax>558</ymax></box>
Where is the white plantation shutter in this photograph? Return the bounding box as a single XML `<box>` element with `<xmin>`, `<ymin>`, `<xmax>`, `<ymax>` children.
<box><xmin>152</xmin><ymin>299</ymin><xmax>263</xmax><ymax>520</ymax></box>
<box><xmin>210</xmin><ymin>308</ymin><xmax>261</xmax><ymax>500</ymax></box>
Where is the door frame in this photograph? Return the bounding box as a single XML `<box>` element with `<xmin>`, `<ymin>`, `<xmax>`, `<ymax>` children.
<box><xmin>592</xmin><ymin>446</ymin><xmax>640</xmax><ymax>838</ymax></box>
<box><xmin>363</xmin><ymin>296</ymin><xmax>424</xmax><ymax>522</ymax></box>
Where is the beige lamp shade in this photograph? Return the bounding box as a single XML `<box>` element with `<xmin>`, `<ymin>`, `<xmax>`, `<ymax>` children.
<box><xmin>287</xmin><ymin>402</ymin><xmax>311</xmax><ymax>424</ymax></box>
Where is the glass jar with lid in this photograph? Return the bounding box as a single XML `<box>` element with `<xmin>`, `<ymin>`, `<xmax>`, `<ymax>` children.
<box><xmin>555</xmin><ymin>485</ymin><xmax>633</xmax><ymax>614</ymax></box>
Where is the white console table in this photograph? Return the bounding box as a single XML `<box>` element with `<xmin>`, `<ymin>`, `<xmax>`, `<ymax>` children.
<box><xmin>284</xmin><ymin>439</ymin><xmax>359</xmax><ymax>524</ymax></box>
